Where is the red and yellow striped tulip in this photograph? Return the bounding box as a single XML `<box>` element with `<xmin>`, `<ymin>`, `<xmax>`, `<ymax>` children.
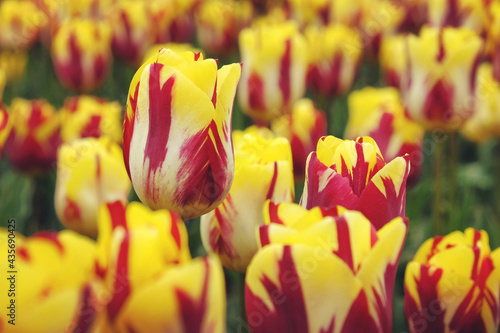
<box><xmin>0</xmin><ymin>0</ymin><xmax>45</xmax><ymax>50</ymax></box>
<box><xmin>402</xmin><ymin>27</ymin><xmax>483</xmax><ymax>131</ymax></box>
<box><xmin>461</xmin><ymin>63</ymin><xmax>500</xmax><ymax>142</ymax></box>
<box><xmin>52</xmin><ymin>18</ymin><xmax>112</xmax><ymax>92</ymax></box>
<box><xmin>305</xmin><ymin>23</ymin><xmax>362</xmax><ymax>97</ymax></box>
<box><xmin>271</xmin><ymin>98</ymin><xmax>327</xmax><ymax>180</ymax></box>
<box><xmin>92</xmin><ymin>201</ymin><xmax>226</xmax><ymax>332</ymax></box>
<box><xmin>345</xmin><ymin>87</ymin><xmax>424</xmax><ymax>185</ymax></box>
<box><xmin>405</xmin><ymin>228</ymin><xmax>500</xmax><ymax>333</ymax></box>
<box><xmin>246</xmin><ymin>202</ymin><xmax>408</xmax><ymax>332</ymax></box>
<box><xmin>287</xmin><ymin>0</ymin><xmax>364</xmax><ymax>27</ymax></box>
<box><xmin>427</xmin><ymin>0</ymin><xmax>488</xmax><ymax>33</ymax></box>
<box><xmin>301</xmin><ymin>135</ymin><xmax>410</xmax><ymax>230</ymax></box>
<box><xmin>200</xmin><ymin>128</ymin><xmax>294</xmax><ymax>272</ymax></box>
<box><xmin>195</xmin><ymin>0</ymin><xmax>254</xmax><ymax>56</ymax></box>
<box><xmin>123</xmin><ymin>48</ymin><xmax>241</xmax><ymax>220</ymax></box>
<box><xmin>55</xmin><ymin>137</ymin><xmax>131</xmax><ymax>237</ymax></box>
<box><xmin>60</xmin><ymin>95</ymin><xmax>122</xmax><ymax>144</ymax></box>
<box><xmin>0</xmin><ymin>229</ymin><xmax>97</xmax><ymax>332</ymax></box>
<box><xmin>4</xmin><ymin>98</ymin><xmax>61</xmax><ymax>173</ymax></box>
<box><xmin>379</xmin><ymin>35</ymin><xmax>407</xmax><ymax>88</ymax></box>
<box><xmin>150</xmin><ymin>0</ymin><xmax>197</xmax><ymax>44</ymax></box>
<box><xmin>0</xmin><ymin>104</ymin><xmax>10</xmax><ymax>158</ymax></box>
<box><xmin>486</xmin><ymin>1</ymin><xmax>500</xmax><ymax>82</ymax></box>
<box><xmin>238</xmin><ymin>22</ymin><xmax>308</xmax><ymax>124</ymax></box>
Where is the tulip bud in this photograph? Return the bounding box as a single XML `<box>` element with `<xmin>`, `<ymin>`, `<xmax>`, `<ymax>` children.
<box><xmin>345</xmin><ymin>87</ymin><xmax>424</xmax><ymax>185</ymax></box>
<box><xmin>0</xmin><ymin>104</ymin><xmax>11</xmax><ymax>158</ymax></box>
<box><xmin>305</xmin><ymin>23</ymin><xmax>362</xmax><ymax>96</ymax></box>
<box><xmin>238</xmin><ymin>22</ymin><xmax>308</xmax><ymax>124</ymax></box>
<box><xmin>405</xmin><ymin>228</ymin><xmax>500</xmax><ymax>333</ymax></box>
<box><xmin>55</xmin><ymin>137</ymin><xmax>131</xmax><ymax>237</ymax></box>
<box><xmin>246</xmin><ymin>203</ymin><xmax>407</xmax><ymax>333</ymax></box>
<box><xmin>379</xmin><ymin>35</ymin><xmax>407</xmax><ymax>88</ymax></box>
<box><xmin>150</xmin><ymin>0</ymin><xmax>197</xmax><ymax>44</ymax></box>
<box><xmin>60</xmin><ymin>95</ymin><xmax>122</xmax><ymax>144</ymax></box>
<box><xmin>123</xmin><ymin>48</ymin><xmax>241</xmax><ymax>220</ymax></box>
<box><xmin>402</xmin><ymin>27</ymin><xmax>483</xmax><ymax>131</ymax></box>
<box><xmin>200</xmin><ymin>128</ymin><xmax>294</xmax><ymax>272</ymax></box>
<box><xmin>92</xmin><ymin>201</ymin><xmax>226</xmax><ymax>333</ymax></box>
<box><xmin>4</xmin><ymin>98</ymin><xmax>61</xmax><ymax>173</ymax></box>
<box><xmin>427</xmin><ymin>0</ymin><xmax>488</xmax><ymax>33</ymax></box>
<box><xmin>271</xmin><ymin>98</ymin><xmax>327</xmax><ymax>180</ymax></box>
<box><xmin>195</xmin><ymin>0</ymin><xmax>254</xmax><ymax>56</ymax></box>
<box><xmin>52</xmin><ymin>18</ymin><xmax>112</xmax><ymax>92</ymax></box>
<box><xmin>0</xmin><ymin>0</ymin><xmax>46</xmax><ymax>50</ymax></box>
<box><xmin>301</xmin><ymin>135</ymin><xmax>410</xmax><ymax>230</ymax></box>
<box><xmin>486</xmin><ymin>2</ymin><xmax>500</xmax><ymax>82</ymax></box>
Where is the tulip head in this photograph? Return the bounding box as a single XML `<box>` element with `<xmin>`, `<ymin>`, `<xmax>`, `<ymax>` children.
<box><xmin>200</xmin><ymin>128</ymin><xmax>294</xmax><ymax>272</ymax></box>
<box><xmin>427</xmin><ymin>0</ymin><xmax>488</xmax><ymax>33</ymax></box>
<box><xmin>52</xmin><ymin>18</ymin><xmax>112</xmax><ymax>92</ymax></box>
<box><xmin>405</xmin><ymin>228</ymin><xmax>500</xmax><ymax>333</ymax></box>
<box><xmin>0</xmin><ymin>104</ymin><xmax>11</xmax><ymax>158</ymax></box>
<box><xmin>4</xmin><ymin>98</ymin><xmax>61</xmax><ymax>173</ymax></box>
<box><xmin>301</xmin><ymin>135</ymin><xmax>410</xmax><ymax>230</ymax></box>
<box><xmin>123</xmin><ymin>48</ymin><xmax>241</xmax><ymax>220</ymax></box>
<box><xmin>379</xmin><ymin>34</ymin><xmax>407</xmax><ymax>88</ymax></box>
<box><xmin>55</xmin><ymin>137</ymin><xmax>131</xmax><ymax>237</ymax></box>
<box><xmin>238</xmin><ymin>22</ymin><xmax>308</xmax><ymax>124</ymax></box>
<box><xmin>0</xmin><ymin>0</ymin><xmax>45</xmax><ymax>50</ymax></box>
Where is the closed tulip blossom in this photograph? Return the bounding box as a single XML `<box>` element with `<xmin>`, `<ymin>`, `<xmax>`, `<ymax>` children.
<box><xmin>486</xmin><ymin>2</ymin><xmax>500</xmax><ymax>82</ymax></box>
<box><xmin>238</xmin><ymin>22</ymin><xmax>308</xmax><ymax>124</ymax></box>
<box><xmin>150</xmin><ymin>0</ymin><xmax>197</xmax><ymax>44</ymax></box>
<box><xmin>271</xmin><ymin>98</ymin><xmax>327</xmax><ymax>180</ymax></box>
<box><xmin>0</xmin><ymin>229</ymin><xmax>97</xmax><ymax>332</ymax></box>
<box><xmin>345</xmin><ymin>87</ymin><xmax>424</xmax><ymax>185</ymax></box>
<box><xmin>52</xmin><ymin>18</ymin><xmax>112</xmax><ymax>92</ymax></box>
<box><xmin>92</xmin><ymin>201</ymin><xmax>226</xmax><ymax>333</ymax></box>
<box><xmin>55</xmin><ymin>137</ymin><xmax>131</xmax><ymax>237</ymax></box>
<box><xmin>427</xmin><ymin>0</ymin><xmax>488</xmax><ymax>33</ymax></box>
<box><xmin>4</xmin><ymin>98</ymin><xmax>61</xmax><ymax>173</ymax></box>
<box><xmin>0</xmin><ymin>104</ymin><xmax>10</xmax><ymax>158</ymax></box>
<box><xmin>405</xmin><ymin>228</ymin><xmax>500</xmax><ymax>333</ymax></box>
<box><xmin>305</xmin><ymin>23</ymin><xmax>362</xmax><ymax>97</ymax></box>
<box><xmin>402</xmin><ymin>27</ymin><xmax>483</xmax><ymax>131</ymax></box>
<box><xmin>301</xmin><ymin>136</ymin><xmax>410</xmax><ymax>230</ymax></box>
<box><xmin>200</xmin><ymin>128</ymin><xmax>294</xmax><ymax>272</ymax></box>
<box><xmin>123</xmin><ymin>48</ymin><xmax>241</xmax><ymax>220</ymax></box>
<box><xmin>379</xmin><ymin>35</ymin><xmax>407</xmax><ymax>88</ymax></box>
<box><xmin>0</xmin><ymin>0</ymin><xmax>45</xmax><ymax>50</ymax></box>
<box><xmin>60</xmin><ymin>95</ymin><xmax>122</xmax><ymax>144</ymax></box>
<box><xmin>246</xmin><ymin>202</ymin><xmax>408</xmax><ymax>333</ymax></box>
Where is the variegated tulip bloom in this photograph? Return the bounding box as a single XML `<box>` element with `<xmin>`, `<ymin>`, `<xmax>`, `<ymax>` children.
<box><xmin>55</xmin><ymin>137</ymin><xmax>131</xmax><ymax>237</ymax></box>
<box><xmin>109</xmin><ymin>1</ymin><xmax>154</xmax><ymax>66</ymax></box>
<box><xmin>0</xmin><ymin>104</ymin><xmax>10</xmax><ymax>158</ymax></box>
<box><xmin>305</xmin><ymin>24</ymin><xmax>362</xmax><ymax>97</ymax></box>
<box><xmin>4</xmin><ymin>98</ymin><xmax>61</xmax><ymax>173</ymax></box>
<box><xmin>238</xmin><ymin>22</ymin><xmax>308</xmax><ymax>124</ymax></box>
<box><xmin>0</xmin><ymin>229</ymin><xmax>97</xmax><ymax>332</ymax></box>
<box><xmin>52</xmin><ymin>18</ymin><xmax>112</xmax><ymax>92</ymax></box>
<box><xmin>246</xmin><ymin>202</ymin><xmax>408</xmax><ymax>333</ymax></box>
<box><xmin>287</xmin><ymin>0</ymin><xmax>364</xmax><ymax>27</ymax></box>
<box><xmin>195</xmin><ymin>0</ymin><xmax>253</xmax><ymax>56</ymax></box>
<box><xmin>301</xmin><ymin>136</ymin><xmax>410</xmax><ymax>230</ymax></box>
<box><xmin>427</xmin><ymin>0</ymin><xmax>488</xmax><ymax>33</ymax></box>
<box><xmin>379</xmin><ymin>35</ymin><xmax>407</xmax><ymax>88</ymax></box>
<box><xmin>405</xmin><ymin>228</ymin><xmax>500</xmax><ymax>333</ymax></box>
<box><xmin>150</xmin><ymin>0</ymin><xmax>197</xmax><ymax>44</ymax></box>
<box><xmin>402</xmin><ymin>27</ymin><xmax>483</xmax><ymax>131</ymax></box>
<box><xmin>60</xmin><ymin>95</ymin><xmax>122</xmax><ymax>144</ymax></box>
<box><xmin>123</xmin><ymin>48</ymin><xmax>241</xmax><ymax>220</ymax></box>
<box><xmin>271</xmin><ymin>98</ymin><xmax>327</xmax><ymax>180</ymax></box>
<box><xmin>462</xmin><ymin>63</ymin><xmax>500</xmax><ymax>142</ymax></box>
<box><xmin>200</xmin><ymin>128</ymin><xmax>294</xmax><ymax>272</ymax></box>
<box><xmin>486</xmin><ymin>1</ymin><xmax>500</xmax><ymax>82</ymax></box>
<box><xmin>92</xmin><ymin>201</ymin><xmax>226</xmax><ymax>332</ymax></box>
<box><xmin>345</xmin><ymin>87</ymin><xmax>424</xmax><ymax>185</ymax></box>
<box><xmin>0</xmin><ymin>0</ymin><xmax>45</xmax><ymax>50</ymax></box>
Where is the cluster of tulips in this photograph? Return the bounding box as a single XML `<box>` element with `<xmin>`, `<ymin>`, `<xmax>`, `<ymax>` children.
<box><xmin>1</xmin><ymin>0</ymin><xmax>500</xmax><ymax>332</ymax></box>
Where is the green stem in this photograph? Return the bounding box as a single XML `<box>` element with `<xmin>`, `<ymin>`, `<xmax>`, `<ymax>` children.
<box><xmin>238</xmin><ymin>272</ymin><xmax>248</xmax><ymax>330</ymax></box>
<box><xmin>433</xmin><ymin>138</ymin><xmax>445</xmax><ymax>235</ymax></box>
<box><xmin>448</xmin><ymin>132</ymin><xmax>458</xmax><ymax>231</ymax></box>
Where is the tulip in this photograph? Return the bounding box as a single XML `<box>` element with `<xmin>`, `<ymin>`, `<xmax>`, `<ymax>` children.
<box><xmin>287</xmin><ymin>0</ymin><xmax>364</xmax><ymax>27</ymax></box>
<box><xmin>92</xmin><ymin>201</ymin><xmax>226</xmax><ymax>332</ymax></box>
<box><xmin>55</xmin><ymin>137</ymin><xmax>131</xmax><ymax>237</ymax></box>
<box><xmin>109</xmin><ymin>0</ymin><xmax>154</xmax><ymax>66</ymax></box>
<box><xmin>461</xmin><ymin>63</ymin><xmax>500</xmax><ymax>142</ymax></box>
<box><xmin>123</xmin><ymin>48</ymin><xmax>241</xmax><ymax>220</ymax></box>
<box><xmin>246</xmin><ymin>202</ymin><xmax>407</xmax><ymax>333</ymax></box>
<box><xmin>4</xmin><ymin>98</ymin><xmax>61</xmax><ymax>173</ymax></box>
<box><xmin>305</xmin><ymin>23</ymin><xmax>362</xmax><ymax>97</ymax></box>
<box><xmin>200</xmin><ymin>128</ymin><xmax>294</xmax><ymax>272</ymax></box>
<box><xmin>379</xmin><ymin>34</ymin><xmax>407</xmax><ymax>88</ymax></box>
<box><xmin>0</xmin><ymin>229</ymin><xmax>97</xmax><ymax>332</ymax></box>
<box><xmin>271</xmin><ymin>98</ymin><xmax>327</xmax><ymax>180</ymax></box>
<box><xmin>301</xmin><ymin>135</ymin><xmax>410</xmax><ymax>230</ymax></box>
<box><xmin>0</xmin><ymin>104</ymin><xmax>11</xmax><ymax>158</ymax></box>
<box><xmin>143</xmin><ymin>43</ymin><xmax>202</xmax><ymax>64</ymax></box>
<box><xmin>345</xmin><ymin>87</ymin><xmax>424</xmax><ymax>185</ymax></box>
<box><xmin>0</xmin><ymin>0</ymin><xmax>45</xmax><ymax>50</ymax></box>
<box><xmin>0</xmin><ymin>49</ymin><xmax>28</xmax><ymax>82</ymax></box>
<box><xmin>238</xmin><ymin>21</ymin><xmax>308</xmax><ymax>124</ymax></box>
<box><xmin>405</xmin><ymin>228</ymin><xmax>500</xmax><ymax>333</ymax></box>
<box><xmin>486</xmin><ymin>1</ymin><xmax>500</xmax><ymax>82</ymax></box>
<box><xmin>401</xmin><ymin>27</ymin><xmax>483</xmax><ymax>131</ymax></box>
<box><xmin>60</xmin><ymin>95</ymin><xmax>122</xmax><ymax>144</ymax></box>
<box><xmin>427</xmin><ymin>0</ymin><xmax>488</xmax><ymax>33</ymax></box>
<box><xmin>150</xmin><ymin>0</ymin><xmax>197</xmax><ymax>44</ymax></box>
<box><xmin>52</xmin><ymin>18</ymin><xmax>112</xmax><ymax>92</ymax></box>
<box><xmin>195</xmin><ymin>0</ymin><xmax>254</xmax><ymax>56</ymax></box>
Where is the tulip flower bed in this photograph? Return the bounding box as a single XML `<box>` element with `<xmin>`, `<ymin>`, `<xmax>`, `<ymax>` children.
<box><xmin>1</xmin><ymin>1</ymin><xmax>500</xmax><ymax>332</ymax></box>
